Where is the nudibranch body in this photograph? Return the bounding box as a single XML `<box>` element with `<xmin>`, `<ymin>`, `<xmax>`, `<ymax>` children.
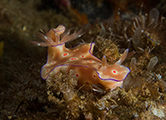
<box><xmin>34</xmin><ymin>25</ymin><xmax>130</xmax><ymax>90</ymax></box>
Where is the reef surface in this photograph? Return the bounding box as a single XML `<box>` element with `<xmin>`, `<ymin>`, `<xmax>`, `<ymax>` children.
<box><xmin>0</xmin><ymin>0</ymin><xmax>166</xmax><ymax>120</ymax></box>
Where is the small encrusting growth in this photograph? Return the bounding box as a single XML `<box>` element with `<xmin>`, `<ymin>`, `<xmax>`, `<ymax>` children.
<box><xmin>47</xmin><ymin>69</ymin><xmax>78</xmax><ymax>102</ymax></box>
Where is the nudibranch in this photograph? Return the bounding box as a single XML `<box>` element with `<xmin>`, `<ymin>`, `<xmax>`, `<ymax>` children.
<box><xmin>34</xmin><ymin>25</ymin><xmax>130</xmax><ymax>90</ymax></box>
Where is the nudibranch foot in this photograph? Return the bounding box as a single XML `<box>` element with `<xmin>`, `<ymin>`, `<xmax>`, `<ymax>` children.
<box><xmin>36</xmin><ymin>25</ymin><xmax>130</xmax><ymax>90</ymax></box>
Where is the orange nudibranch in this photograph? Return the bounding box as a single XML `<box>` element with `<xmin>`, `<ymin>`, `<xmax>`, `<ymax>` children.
<box><xmin>35</xmin><ymin>25</ymin><xmax>130</xmax><ymax>90</ymax></box>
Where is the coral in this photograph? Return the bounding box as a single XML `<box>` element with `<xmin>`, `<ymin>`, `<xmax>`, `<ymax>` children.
<box><xmin>114</xmin><ymin>8</ymin><xmax>162</xmax><ymax>53</ymax></box>
<box><xmin>131</xmin><ymin>8</ymin><xmax>161</xmax><ymax>51</ymax></box>
<box><xmin>147</xmin><ymin>56</ymin><xmax>158</xmax><ymax>71</ymax></box>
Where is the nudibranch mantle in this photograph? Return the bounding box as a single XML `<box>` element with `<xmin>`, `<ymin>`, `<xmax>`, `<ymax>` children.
<box><xmin>35</xmin><ymin>25</ymin><xmax>130</xmax><ymax>90</ymax></box>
